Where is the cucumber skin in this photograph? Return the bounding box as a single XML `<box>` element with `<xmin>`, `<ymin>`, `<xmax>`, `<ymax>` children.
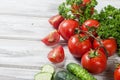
<box><xmin>67</xmin><ymin>63</ymin><xmax>97</xmax><ymax>80</ymax></box>
<box><xmin>54</xmin><ymin>70</ymin><xmax>79</xmax><ymax>80</ymax></box>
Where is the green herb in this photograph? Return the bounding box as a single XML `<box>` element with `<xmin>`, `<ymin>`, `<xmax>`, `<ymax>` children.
<box><xmin>58</xmin><ymin>0</ymin><xmax>98</xmax><ymax>24</ymax></box>
<box><xmin>95</xmin><ymin>5</ymin><xmax>120</xmax><ymax>56</ymax></box>
<box><xmin>58</xmin><ymin>2</ymin><xmax>76</xmax><ymax>19</ymax></box>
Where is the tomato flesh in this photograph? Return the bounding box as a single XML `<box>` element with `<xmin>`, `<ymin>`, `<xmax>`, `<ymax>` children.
<box><xmin>41</xmin><ymin>30</ymin><xmax>60</xmax><ymax>46</ymax></box>
<box><xmin>49</xmin><ymin>14</ymin><xmax>64</xmax><ymax>29</ymax></box>
<box><xmin>48</xmin><ymin>45</ymin><xmax>65</xmax><ymax>63</ymax></box>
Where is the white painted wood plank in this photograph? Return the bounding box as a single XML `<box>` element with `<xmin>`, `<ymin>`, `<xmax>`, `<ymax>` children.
<box><xmin>96</xmin><ymin>0</ymin><xmax>120</xmax><ymax>12</ymax></box>
<box><xmin>0</xmin><ymin>15</ymin><xmax>54</xmax><ymax>40</ymax></box>
<box><xmin>0</xmin><ymin>0</ymin><xmax>63</xmax><ymax>17</ymax></box>
<box><xmin>0</xmin><ymin>39</ymin><xmax>75</xmax><ymax>66</ymax></box>
<box><xmin>0</xmin><ymin>67</ymin><xmax>37</xmax><ymax>80</ymax></box>
<box><xmin>0</xmin><ymin>76</ymin><xmax>30</xmax><ymax>80</ymax></box>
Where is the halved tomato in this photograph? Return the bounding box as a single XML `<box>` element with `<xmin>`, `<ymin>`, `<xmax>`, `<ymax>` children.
<box><xmin>41</xmin><ymin>30</ymin><xmax>60</xmax><ymax>46</ymax></box>
<box><xmin>48</xmin><ymin>45</ymin><xmax>65</xmax><ymax>63</ymax></box>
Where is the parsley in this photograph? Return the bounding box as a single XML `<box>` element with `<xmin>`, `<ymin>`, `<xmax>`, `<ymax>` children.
<box><xmin>58</xmin><ymin>0</ymin><xmax>98</xmax><ymax>24</ymax></box>
<box><xmin>96</xmin><ymin>5</ymin><xmax>120</xmax><ymax>56</ymax></box>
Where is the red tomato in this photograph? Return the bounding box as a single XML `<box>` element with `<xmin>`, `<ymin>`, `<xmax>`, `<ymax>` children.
<box><xmin>68</xmin><ymin>34</ymin><xmax>92</xmax><ymax>58</ymax></box>
<box><xmin>48</xmin><ymin>14</ymin><xmax>64</xmax><ymax>29</ymax></box>
<box><xmin>81</xmin><ymin>49</ymin><xmax>107</xmax><ymax>74</ymax></box>
<box><xmin>47</xmin><ymin>45</ymin><xmax>65</xmax><ymax>63</ymax></box>
<box><xmin>58</xmin><ymin>19</ymin><xmax>79</xmax><ymax>41</ymax></box>
<box><xmin>114</xmin><ymin>64</ymin><xmax>120</xmax><ymax>80</ymax></box>
<box><xmin>41</xmin><ymin>30</ymin><xmax>60</xmax><ymax>46</ymax></box>
<box><xmin>93</xmin><ymin>38</ymin><xmax>117</xmax><ymax>57</ymax></box>
<box><xmin>81</xmin><ymin>19</ymin><xmax>99</xmax><ymax>36</ymax></box>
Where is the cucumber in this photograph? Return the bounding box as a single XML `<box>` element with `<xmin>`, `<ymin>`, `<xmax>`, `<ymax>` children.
<box><xmin>34</xmin><ymin>64</ymin><xmax>55</xmax><ymax>80</ymax></box>
<box><xmin>41</xmin><ymin>64</ymin><xmax>55</xmax><ymax>74</ymax></box>
<box><xmin>35</xmin><ymin>72</ymin><xmax>52</xmax><ymax>80</ymax></box>
<box><xmin>67</xmin><ymin>63</ymin><xmax>97</xmax><ymax>80</ymax></box>
<box><xmin>54</xmin><ymin>70</ymin><xmax>79</xmax><ymax>80</ymax></box>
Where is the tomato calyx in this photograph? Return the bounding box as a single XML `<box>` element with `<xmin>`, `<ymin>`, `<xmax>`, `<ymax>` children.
<box><xmin>85</xmin><ymin>25</ymin><xmax>97</xmax><ymax>32</ymax></box>
<box><xmin>115</xmin><ymin>63</ymin><xmax>120</xmax><ymax>69</ymax></box>
<box><xmin>79</xmin><ymin>36</ymin><xmax>89</xmax><ymax>42</ymax></box>
<box><xmin>74</xmin><ymin>28</ymin><xmax>89</xmax><ymax>42</ymax></box>
<box><xmin>88</xmin><ymin>49</ymin><xmax>100</xmax><ymax>58</ymax></box>
<box><xmin>74</xmin><ymin>28</ymin><xmax>81</xmax><ymax>34</ymax></box>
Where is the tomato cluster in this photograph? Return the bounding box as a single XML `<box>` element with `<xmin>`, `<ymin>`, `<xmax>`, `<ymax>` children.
<box><xmin>42</xmin><ymin>15</ymin><xmax>117</xmax><ymax>74</ymax></box>
<box><xmin>41</xmin><ymin>0</ymin><xmax>118</xmax><ymax>77</ymax></box>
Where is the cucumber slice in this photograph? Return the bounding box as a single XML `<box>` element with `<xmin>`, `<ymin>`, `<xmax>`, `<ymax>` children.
<box><xmin>41</xmin><ymin>64</ymin><xmax>54</xmax><ymax>74</ymax></box>
<box><xmin>34</xmin><ymin>72</ymin><xmax>52</xmax><ymax>80</ymax></box>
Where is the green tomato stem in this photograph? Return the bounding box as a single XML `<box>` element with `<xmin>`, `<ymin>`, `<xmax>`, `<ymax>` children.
<box><xmin>81</xmin><ymin>30</ymin><xmax>109</xmax><ymax>58</ymax></box>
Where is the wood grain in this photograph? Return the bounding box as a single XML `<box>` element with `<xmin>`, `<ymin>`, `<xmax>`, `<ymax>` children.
<box><xmin>0</xmin><ymin>0</ymin><xmax>63</xmax><ymax>17</ymax></box>
<box><xmin>0</xmin><ymin>0</ymin><xmax>120</xmax><ymax>80</ymax></box>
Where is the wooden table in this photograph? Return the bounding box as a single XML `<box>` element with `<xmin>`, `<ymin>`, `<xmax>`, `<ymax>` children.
<box><xmin>0</xmin><ymin>0</ymin><xmax>120</xmax><ymax>80</ymax></box>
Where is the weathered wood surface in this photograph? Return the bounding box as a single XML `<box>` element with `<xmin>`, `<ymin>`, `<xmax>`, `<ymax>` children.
<box><xmin>0</xmin><ymin>0</ymin><xmax>120</xmax><ymax>80</ymax></box>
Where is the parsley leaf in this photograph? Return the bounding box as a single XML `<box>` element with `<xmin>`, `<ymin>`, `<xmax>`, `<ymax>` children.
<box><xmin>58</xmin><ymin>0</ymin><xmax>98</xmax><ymax>24</ymax></box>
<box><xmin>96</xmin><ymin>5</ymin><xmax>120</xmax><ymax>56</ymax></box>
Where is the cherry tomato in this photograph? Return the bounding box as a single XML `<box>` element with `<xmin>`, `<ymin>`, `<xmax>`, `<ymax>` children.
<box><xmin>48</xmin><ymin>14</ymin><xmax>64</xmax><ymax>29</ymax></box>
<box><xmin>93</xmin><ymin>38</ymin><xmax>117</xmax><ymax>57</ymax></box>
<box><xmin>48</xmin><ymin>45</ymin><xmax>65</xmax><ymax>63</ymax></box>
<box><xmin>58</xmin><ymin>19</ymin><xmax>79</xmax><ymax>41</ymax></box>
<box><xmin>81</xmin><ymin>19</ymin><xmax>99</xmax><ymax>36</ymax></box>
<box><xmin>41</xmin><ymin>30</ymin><xmax>60</xmax><ymax>46</ymax></box>
<box><xmin>81</xmin><ymin>49</ymin><xmax>107</xmax><ymax>74</ymax></box>
<box><xmin>114</xmin><ymin>64</ymin><xmax>120</xmax><ymax>80</ymax></box>
<box><xmin>68</xmin><ymin>34</ymin><xmax>92</xmax><ymax>58</ymax></box>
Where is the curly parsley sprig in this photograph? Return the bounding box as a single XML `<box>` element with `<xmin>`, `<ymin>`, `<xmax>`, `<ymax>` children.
<box><xmin>96</xmin><ymin>5</ymin><xmax>120</xmax><ymax>56</ymax></box>
<box><xmin>58</xmin><ymin>0</ymin><xmax>98</xmax><ymax>24</ymax></box>
<box><xmin>58</xmin><ymin>2</ymin><xmax>76</xmax><ymax>19</ymax></box>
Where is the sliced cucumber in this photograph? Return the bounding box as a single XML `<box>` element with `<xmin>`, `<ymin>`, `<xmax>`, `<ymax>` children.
<box><xmin>34</xmin><ymin>64</ymin><xmax>55</xmax><ymax>80</ymax></box>
<box><xmin>35</xmin><ymin>72</ymin><xmax>52</xmax><ymax>80</ymax></box>
<box><xmin>41</xmin><ymin>64</ymin><xmax>55</xmax><ymax>74</ymax></box>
